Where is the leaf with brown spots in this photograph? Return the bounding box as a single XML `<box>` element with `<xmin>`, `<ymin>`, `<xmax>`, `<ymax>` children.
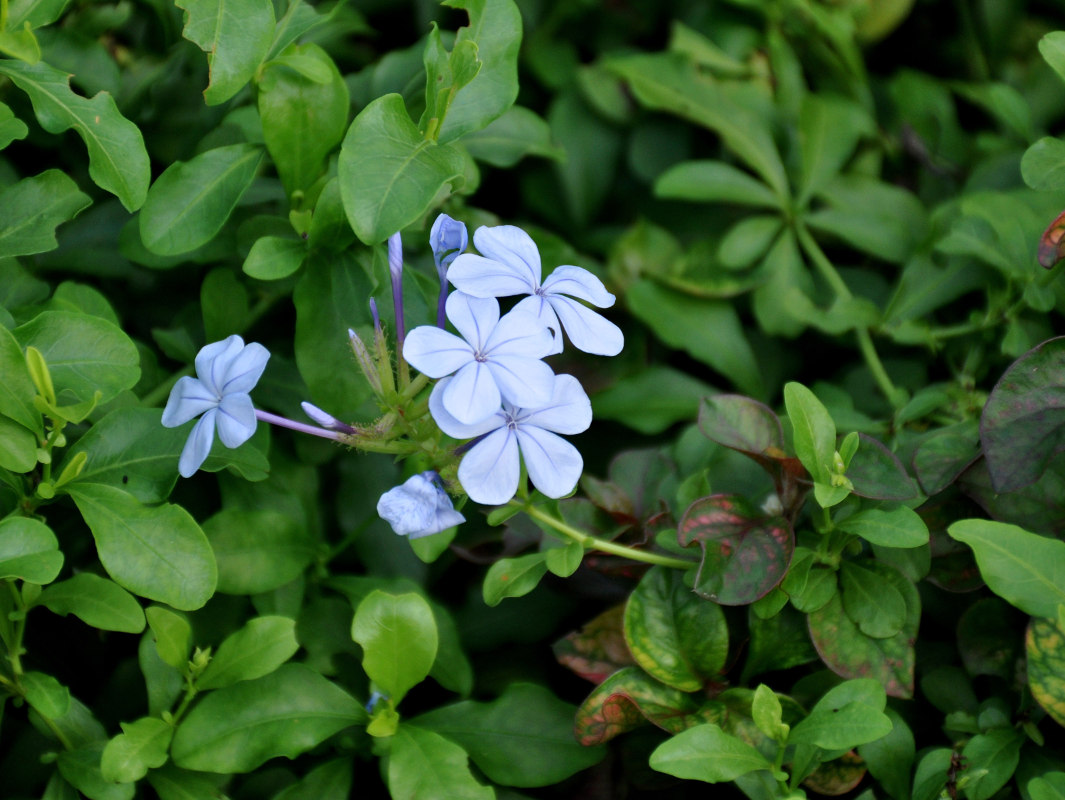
<box><xmin>553</xmin><ymin>605</ymin><xmax>638</xmax><ymax>684</ymax></box>
<box><xmin>573</xmin><ymin>667</ymin><xmax>698</xmax><ymax>746</ymax></box>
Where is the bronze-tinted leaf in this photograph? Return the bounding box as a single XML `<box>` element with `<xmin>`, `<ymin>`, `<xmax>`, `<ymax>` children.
<box><xmin>574</xmin><ymin>667</ymin><xmax>698</xmax><ymax>746</ymax></box>
<box><xmin>553</xmin><ymin>605</ymin><xmax>638</xmax><ymax>684</ymax></box>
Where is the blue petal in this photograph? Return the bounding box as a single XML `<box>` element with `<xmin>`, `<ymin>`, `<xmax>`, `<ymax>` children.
<box><xmin>161</xmin><ymin>376</ymin><xmax>217</xmax><ymax>428</ymax></box>
<box><xmin>542</xmin><ymin>265</ymin><xmax>616</xmax><ymax>307</ymax></box>
<box><xmin>377</xmin><ymin>472</ymin><xmax>466</xmax><ymax>537</ymax></box>
<box><xmin>486</xmin><ymin>356</ymin><xmax>555</xmax><ymax>412</ymax></box>
<box><xmin>429</xmin><ymin>379</ymin><xmax>504</xmax><ymax>440</ymax></box>
<box><xmin>402</xmin><ymin>326</ymin><xmax>473</xmax><ymax>378</ymax></box>
<box><xmin>195</xmin><ymin>336</ymin><xmax>245</xmax><ymax>396</ymax></box>
<box><xmin>517</xmin><ymin>374</ymin><xmax>592</xmax><ymax>435</ymax></box>
<box><xmin>220</xmin><ymin>341</ymin><xmax>270</xmax><ymax>395</ymax></box>
<box><xmin>448</xmin><ymin>253</ymin><xmax>537</xmax><ymax>298</ymax></box>
<box><xmin>443</xmin><ymin>360</ymin><xmax>501</xmax><ymax>425</ymax></box>
<box><xmin>484</xmin><ymin>307</ymin><xmax>553</xmax><ymax>360</ymax></box>
<box><xmin>458</xmin><ymin>427</ymin><xmax>520</xmax><ymax>505</ymax></box>
<box><xmin>445</xmin><ymin>292</ymin><xmax>499</xmax><ymax>351</ymax></box>
<box><xmin>548</xmin><ymin>295</ymin><xmax>624</xmax><ymax>356</ymax></box>
<box><xmin>215</xmin><ymin>392</ymin><xmax>257</xmax><ymax>449</ymax></box>
<box><xmin>178</xmin><ymin>410</ymin><xmax>217</xmax><ymax>477</ymax></box>
<box><xmin>515</xmin><ymin>425</ymin><xmax>583</xmax><ymax>499</ymax></box>
<box><xmin>472</xmin><ymin>225</ymin><xmax>542</xmax><ymax>287</ymax></box>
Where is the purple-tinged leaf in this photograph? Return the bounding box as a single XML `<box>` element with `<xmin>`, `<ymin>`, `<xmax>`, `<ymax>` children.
<box><xmin>678</xmin><ymin>495</ymin><xmax>793</xmax><ymax>605</ymax></box>
<box><xmin>981</xmin><ymin>336</ymin><xmax>1065</xmax><ymax>492</ymax></box>
<box><xmin>808</xmin><ymin>562</ymin><xmax>919</xmax><ymax>698</ymax></box>
<box><xmin>959</xmin><ymin>457</ymin><xmax>1065</xmax><ymax>537</ymax></box>
<box><xmin>912</xmin><ymin>420</ymin><xmax>981</xmax><ymax>496</ymax></box>
<box><xmin>848</xmin><ymin>434</ymin><xmax>917</xmax><ymax>501</ymax></box>
<box><xmin>574</xmin><ymin>667</ymin><xmax>698</xmax><ymax>746</ymax></box>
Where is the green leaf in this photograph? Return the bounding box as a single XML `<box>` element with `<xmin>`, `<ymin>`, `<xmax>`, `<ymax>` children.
<box><xmin>338</xmin><ymin>93</ymin><xmax>465</xmax><ymax>244</ymax></box>
<box><xmin>0</xmin><ymin>170</ymin><xmax>91</xmax><ymax>257</ymax></box>
<box><xmin>8</xmin><ymin>0</ymin><xmax>71</xmax><ymax>29</ymax></box>
<box><xmin>678</xmin><ymin>494</ymin><xmax>794</xmax><ymax>605</ymax></box>
<box><xmin>1041</xmin><ymin>31</ymin><xmax>1065</xmax><ymax>83</ymax></box>
<box><xmin>847</xmin><ymin>433</ymin><xmax>917</xmax><ymax>501</ymax></box>
<box><xmin>176</xmin><ymin>0</ymin><xmax>274</xmax><ymax>105</ymax></box>
<box><xmin>718</xmin><ymin>215</ymin><xmax>782</xmax><ymax>270</ymax></box>
<box><xmin>624</xmin><ymin>566</ymin><xmax>728</xmax><ymax>691</ymax></box>
<box><xmin>0</xmin><ymin>60</ymin><xmax>149</xmax><ymax>210</ymax></box>
<box><xmin>197</xmin><ymin>616</ymin><xmax>299</xmax><ymax>690</ymax></box>
<box><xmin>0</xmin><ymin>517</ymin><xmax>62</xmax><ymax>583</ymax></box>
<box><xmin>545</xmin><ymin>539</ymin><xmax>583</xmax><ymax>578</ymax></box>
<box><xmin>57</xmin><ymin>744</ymin><xmax>135</xmax><ymax>800</ymax></box>
<box><xmin>840</xmin><ymin>560</ymin><xmax>907</xmax><ymax>638</ymax></box>
<box><xmin>68</xmin><ymin>483</ymin><xmax>216</xmax><ymax>611</ymax></box>
<box><xmin>145</xmin><ymin>606</ymin><xmax>191</xmax><ymax>670</ymax></box>
<box><xmin>139</xmin><ymin>144</ymin><xmax>264</xmax><ymax>255</ymax></box>
<box><xmin>36</xmin><ymin>573</ymin><xmax>145</xmax><ymax>633</ymax></box>
<box><xmin>100</xmin><ymin>717</ymin><xmax>173</xmax><ymax>783</ymax></box>
<box><xmin>352</xmin><ymin>590</ymin><xmax>438</xmax><ymax>704</ymax></box>
<box><xmin>654</xmin><ymin>159</ymin><xmax>780</xmax><ymax>207</ymax></box>
<box><xmin>22</xmin><ymin>670</ymin><xmax>71</xmax><ymax>719</ymax></box>
<box><xmin>808</xmin><ymin>563</ymin><xmax>920</xmax><ymax>698</ymax></box>
<box><xmin>838</xmin><ymin>505</ymin><xmax>929</xmax><ymax>548</ymax></box>
<box><xmin>482</xmin><ymin>552</ymin><xmax>549</xmax><ymax>606</ymax></box>
<box><xmin>751</xmin><ymin>684</ymin><xmax>789</xmax><ymax>743</ymax></box>
<box><xmin>0</xmin><ymin>418</ymin><xmax>37</xmax><ymax>475</ymax></box>
<box><xmin>981</xmin><ymin>336</ymin><xmax>1065</xmax><ymax>492</ymax></box>
<box><xmin>387</xmin><ymin>724</ymin><xmax>494</xmax><ymax>800</ymax></box>
<box><xmin>462</xmin><ymin>105</ymin><xmax>562</xmax><ymax>167</ymax></box>
<box><xmin>960</xmin><ymin>728</ymin><xmax>1024</xmax><ymax>800</ymax></box>
<box><xmin>14</xmin><ymin>311</ymin><xmax>139</xmax><ymax>406</ymax></box>
<box><xmin>413</xmin><ymin>683</ymin><xmax>605</xmax><ymax>787</ymax></box>
<box><xmin>242</xmin><ymin>236</ymin><xmax>307</xmax><ymax>280</ymax></box>
<box><xmin>273</xmin><ymin>759</ymin><xmax>352</xmax><ymax>800</ymax></box>
<box><xmin>146</xmin><ymin>765</ymin><xmax>228</xmax><ymax>800</ymax></box>
<box><xmin>1029</xmin><ymin>774</ymin><xmax>1065</xmax><ymax>800</ymax></box>
<box><xmin>858</xmin><ymin>708</ymin><xmax>915</xmax><ymax>800</ymax></box>
<box><xmin>948</xmin><ymin>519</ymin><xmax>1065</xmax><ymax>618</ymax></box>
<box><xmin>259</xmin><ymin>43</ymin><xmax>349</xmax><ymax>195</ymax></box>
<box><xmin>204</xmin><ymin>508</ymin><xmax>315</xmax><ymax>595</ymax></box>
<box><xmin>626</xmin><ymin>279</ymin><xmax>763</xmax><ymax>397</ymax></box>
<box><xmin>789</xmin><ymin>679</ymin><xmax>893</xmax><ymax>749</ymax></box>
<box><xmin>171</xmin><ymin>663</ymin><xmax>364</xmax><ymax>773</ymax></box>
<box><xmin>60</xmin><ymin>408</ymin><xmax>187</xmax><ymax>504</ymax></box>
<box><xmin>1021</xmin><ymin>137</ymin><xmax>1065</xmax><ymax>192</ymax></box>
<box><xmin>784</xmin><ymin>381</ymin><xmax>836</xmax><ymax>482</ymax></box>
<box><xmin>1027</xmin><ymin>616</ymin><xmax>1065</xmax><ymax>726</ymax></box>
<box><xmin>0</xmin><ymin>324</ymin><xmax>41</xmax><ymax>434</ymax></box>
<box><xmin>797</xmin><ymin>93</ymin><xmax>873</xmax><ymax>204</ymax></box>
<box><xmin>649</xmin><ymin>723</ymin><xmax>774</xmax><ymax>782</ymax></box>
<box><xmin>435</xmin><ymin>0</ymin><xmax>521</xmax><ymax>143</ymax></box>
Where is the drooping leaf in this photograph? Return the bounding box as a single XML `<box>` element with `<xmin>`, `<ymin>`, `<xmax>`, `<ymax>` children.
<box><xmin>623</xmin><ymin>566</ymin><xmax>728</xmax><ymax>691</ymax></box>
<box><xmin>0</xmin><ymin>60</ymin><xmax>149</xmax><ymax>210</ymax></box>
<box><xmin>139</xmin><ymin>144</ymin><xmax>264</xmax><ymax>256</ymax></box>
<box><xmin>412</xmin><ymin>683</ymin><xmax>605</xmax><ymax>787</ymax></box>
<box><xmin>171</xmin><ymin>664</ymin><xmax>365</xmax><ymax>772</ymax></box>
<box><xmin>69</xmin><ymin>483</ymin><xmax>216</xmax><ymax>610</ymax></box>
<box><xmin>678</xmin><ymin>494</ymin><xmax>793</xmax><ymax>605</ymax></box>
<box><xmin>175</xmin><ymin>0</ymin><xmax>275</xmax><ymax>105</ymax></box>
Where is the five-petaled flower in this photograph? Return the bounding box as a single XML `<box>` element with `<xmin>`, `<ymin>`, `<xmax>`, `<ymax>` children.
<box><xmin>447</xmin><ymin>225</ymin><xmax>624</xmax><ymax>356</ymax></box>
<box><xmin>403</xmin><ymin>291</ymin><xmax>555</xmax><ymax>425</ymax></box>
<box><xmin>429</xmin><ymin>373</ymin><xmax>592</xmax><ymax>505</ymax></box>
<box><xmin>377</xmin><ymin>471</ymin><xmax>465</xmax><ymax>537</ymax></box>
<box><xmin>161</xmin><ymin>335</ymin><xmax>270</xmax><ymax>478</ymax></box>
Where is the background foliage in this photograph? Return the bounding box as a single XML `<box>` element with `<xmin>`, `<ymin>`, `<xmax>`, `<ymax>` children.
<box><xmin>4</xmin><ymin>0</ymin><xmax>1065</xmax><ymax>798</ymax></box>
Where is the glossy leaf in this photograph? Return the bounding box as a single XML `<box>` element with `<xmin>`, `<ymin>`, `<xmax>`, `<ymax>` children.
<box><xmin>36</xmin><ymin>573</ymin><xmax>145</xmax><ymax>633</ymax></box>
<box><xmin>624</xmin><ymin>566</ymin><xmax>728</xmax><ymax>690</ymax></box>
<box><xmin>176</xmin><ymin>0</ymin><xmax>274</xmax><ymax>105</ymax></box>
<box><xmin>948</xmin><ymin>519</ymin><xmax>1065</xmax><ymax>618</ymax></box>
<box><xmin>981</xmin><ymin>336</ymin><xmax>1065</xmax><ymax>492</ymax></box>
<box><xmin>351</xmin><ymin>590</ymin><xmax>438</xmax><ymax>704</ymax></box>
<box><xmin>338</xmin><ymin>93</ymin><xmax>465</xmax><ymax>244</ymax></box>
<box><xmin>139</xmin><ymin>144</ymin><xmax>264</xmax><ymax>256</ymax></box>
<box><xmin>0</xmin><ymin>517</ymin><xmax>62</xmax><ymax>583</ymax></box>
<box><xmin>0</xmin><ymin>170</ymin><xmax>91</xmax><ymax>257</ymax></box>
<box><xmin>1027</xmin><ymin>616</ymin><xmax>1065</xmax><ymax>727</ymax></box>
<box><xmin>678</xmin><ymin>494</ymin><xmax>793</xmax><ymax>605</ymax></box>
<box><xmin>808</xmin><ymin>562</ymin><xmax>920</xmax><ymax>698</ymax></box>
<box><xmin>650</xmin><ymin>723</ymin><xmax>775</xmax><ymax>783</ymax></box>
<box><xmin>574</xmin><ymin>667</ymin><xmax>698</xmax><ymax>745</ymax></box>
<box><xmin>171</xmin><ymin>664</ymin><xmax>364</xmax><ymax>772</ymax></box>
<box><xmin>0</xmin><ymin>60</ymin><xmax>149</xmax><ymax>210</ymax></box>
<box><xmin>197</xmin><ymin>616</ymin><xmax>299</xmax><ymax>690</ymax></box>
<box><xmin>203</xmin><ymin>508</ymin><xmax>315</xmax><ymax>595</ymax></box>
<box><xmin>413</xmin><ymin>683</ymin><xmax>605</xmax><ymax>787</ymax></box>
<box><xmin>69</xmin><ymin>483</ymin><xmax>216</xmax><ymax>610</ymax></box>
<box><xmin>387</xmin><ymin>724</ymin><xmax>494</xmax><ymax>800</ymax></box>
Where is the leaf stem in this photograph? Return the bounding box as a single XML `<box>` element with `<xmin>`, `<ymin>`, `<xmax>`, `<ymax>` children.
<box><xmin>518</xmin><ymin>502</ymin><xmax>697</xmax><ymax>570</ymax></box>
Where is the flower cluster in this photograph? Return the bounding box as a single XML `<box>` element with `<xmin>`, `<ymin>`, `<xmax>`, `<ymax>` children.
<box><xmin>159</xmin><ymin>214</ymin><xmax>622</xmax><ymax>543</ymax></box>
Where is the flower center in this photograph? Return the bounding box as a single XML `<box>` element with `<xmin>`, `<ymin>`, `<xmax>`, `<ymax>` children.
<box><xmin>473</xmin><ymin>350</ymin><xmax>488</xmax><ymax>363</ymax></box>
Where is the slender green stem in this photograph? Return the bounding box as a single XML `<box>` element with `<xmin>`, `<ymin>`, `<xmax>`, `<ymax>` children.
<box><xmin>519</xmin><ymin>503</ymin><xmax>697</xmax><ymax>570</ymax></box>
<box><xmin>796</xmin><ymin>223</ymin><xmax>904</xmax><ymax>409</ymax></box>
<box><xmin>5</xmin><ymin>582</ymin><xmax>24</xmax><ymax>678</ymax></box>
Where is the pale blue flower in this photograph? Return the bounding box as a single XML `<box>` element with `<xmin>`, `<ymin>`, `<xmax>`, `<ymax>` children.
<box><xmin>430</xmin><ymin>373</ymin><xmax>592</xmax><ymax>505</ymax></box>
<box><xmin>403</xmin><ymin>291</ymin><xmax>555</xmax><ymax>425</ymax></box>
<box><xmin>161</xmin><ymin>335</ymin><xmax>270</xmax><ymax>477</ymax></box>
<box><xmin>377</xmin><ymin>471</ymin><xmax>465</xmax><ymax>538</ymax></box>
<box><xmin>430</xmin><ymin>213</ymin><xmax>468</xmax><ymax>272</ymax></box>
<box><xmin>447</xmin><ymin>225</ymin><xmax>624</xmax><ymax>356</ymax></box>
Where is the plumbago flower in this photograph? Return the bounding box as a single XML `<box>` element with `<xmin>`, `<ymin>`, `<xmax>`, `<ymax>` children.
<box><xmin>377</xmin><ymin>471</ymin><xmax>465</xmax><ymax>538</ymax></box>
<box><xmin>403</xmin><ymin>291</ymin><xmax>555</xmax><ymax>425</ymax></box>
<box><xmin>429</xmin><ymin>373</ymin><xmax>592</xmax><ymax>505</ymax></box>
<box><xmin>447</xmin><ymin>225</ymin><xmax>624</xmax><ymax>356</ymax></box>
<box><xmin>161</xmin><ymin>335</ymin><xmax>270</xmax><ymax>477</ymax></box>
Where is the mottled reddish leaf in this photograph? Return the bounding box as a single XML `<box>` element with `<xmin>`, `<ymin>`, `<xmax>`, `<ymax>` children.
<box><xmin>1038</xmin><ymin>207</ymin><xmax>1065</xmax><ymax>268</ymax></box>
<box><xmin>803</xmin><ymin>751</ymin><xmax>867</xmax><ymax>796</ymax></box>
<box><xmin>848</xmin><ymin>434</ymin><xmax>917</xmax><ymax>501</ymax></box>
<box><xmin>678</xmin><ymin>494</ymin><xmax>793</xmax><ymax>605</ymax></box>
<box><xmin>808</xmin><ymin>562</ymin><xmax>919</xmax><ymax>698</ymax></box>
<box><xmin>1027</xmin><ymin>616</ymin><xmax>1065</xmax><ymax>727</ymax></box>
<box><xmin>574</xmin><ymin>667</ymin><xmax>697</xmax><ymax>746</ymax></box>
<box><xmin>553</xmin><ymin>605</ymin><xmax>638</xmax><ymax>684</ymax></box>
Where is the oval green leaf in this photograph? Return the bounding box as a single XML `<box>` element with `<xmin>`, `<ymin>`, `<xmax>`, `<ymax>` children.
<box><xmin>351</xmin><ymin>590</ymin><xmax>438</xmax><ymax>704</ymax></box>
